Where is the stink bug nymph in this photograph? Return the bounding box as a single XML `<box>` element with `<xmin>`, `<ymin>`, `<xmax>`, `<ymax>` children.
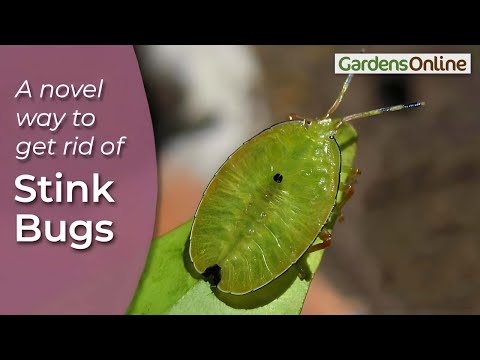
<box><xmin>189</xmin><ymin>74</ymin><xmax>424</xmax><ymax>295</ymax></box>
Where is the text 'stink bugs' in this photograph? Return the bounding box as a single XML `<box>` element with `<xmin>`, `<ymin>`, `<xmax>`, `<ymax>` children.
<box><xmin>189</xmin><ymin>73</ymin><xmax>425</xmax><ymax>295</ymax></box>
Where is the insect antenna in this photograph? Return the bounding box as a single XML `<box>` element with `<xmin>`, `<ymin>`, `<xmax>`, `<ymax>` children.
<box><xmin>323</xmin><ymin>73</ymin><xmax>354</xmax><ymax>119</ymax></box>
<box><xmin>336</xmin><ymin>101</ymin><xmax>425</xmax><ymax>128</ymax></box>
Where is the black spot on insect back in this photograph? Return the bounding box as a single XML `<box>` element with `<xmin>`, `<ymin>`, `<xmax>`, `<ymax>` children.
<box><xmin>273</xmin><ymin>173</ymin><xmax>283</xmax><ymax>183</ymax></box>
<box><xmin>203</xmin><ymin>264</ymin><xmax>222</xmax><ymax>286</ymax></box>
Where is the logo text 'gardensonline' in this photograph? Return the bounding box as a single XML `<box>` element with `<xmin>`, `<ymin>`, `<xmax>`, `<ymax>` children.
<box><xmin>335</xmin><ymin>54</ymin><xmax>471</xmax><ymax>74</ymax></box>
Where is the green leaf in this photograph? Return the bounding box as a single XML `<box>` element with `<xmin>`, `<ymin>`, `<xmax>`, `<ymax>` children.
<box><xmin>127</xmin><ymin>123</ymin><xmax>358</xmax><ymax>315</ymax></box>
<box><xmin>127</xmin><ymin>219</ymin><xmax>323</xmax><ymax>314</ymax></box>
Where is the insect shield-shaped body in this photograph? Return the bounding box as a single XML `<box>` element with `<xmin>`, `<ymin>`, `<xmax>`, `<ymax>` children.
<box><xmin>189</xmin><ymin>74</ymin><xmax>424</xmax><ymax>295</ymax></box>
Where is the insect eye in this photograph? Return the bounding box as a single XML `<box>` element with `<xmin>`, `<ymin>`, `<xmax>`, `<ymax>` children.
<box><xmin>329</xmin><ymin>135</ymin><xmax>335</xmax><ymax>140</ymax></box>
<box><xmin>273</xmin><ymin>173</ymin><xmax>283</xmax><ymax>183</ymax></box>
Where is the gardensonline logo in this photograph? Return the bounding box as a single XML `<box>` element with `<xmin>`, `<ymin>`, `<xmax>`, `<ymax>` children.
<box><xmin>335</xmin><ymin>54</ymin><xmax>471</xmax><ymax>74</ymax></box>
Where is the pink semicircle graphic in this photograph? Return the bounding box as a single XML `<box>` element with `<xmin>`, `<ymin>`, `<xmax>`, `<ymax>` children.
<box><xmin>0</xmin><ymin>45</ymin><xmax>157</xmax><ymax>314</ymax></box>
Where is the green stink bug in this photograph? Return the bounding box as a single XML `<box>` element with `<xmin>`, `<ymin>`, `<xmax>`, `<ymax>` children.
<box><xmin>189</xmin><ymin>74</ymin><xmax>424</xmax><ymax>295</ymax></box>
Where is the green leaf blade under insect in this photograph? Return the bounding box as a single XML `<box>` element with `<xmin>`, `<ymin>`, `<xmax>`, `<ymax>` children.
<box><xmin>126</xmin><ymin>221</ymin><xmax>198</xmax><ymax>314</ymax></box>
<box><xmin>128</xmin><ymin>219</ymin><xmax>323</xmax><ymax>315</ymax></box>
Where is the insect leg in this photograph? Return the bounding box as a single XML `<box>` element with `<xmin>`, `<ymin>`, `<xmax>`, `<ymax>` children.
<box><xmin>308</xmin><ymin>184</ymin><xmax>355</xmax><ymax>254</ymax></box>
<box><xmin>295</xmin><ymin>255</ymin><xmax>312</xmax><ymax>280</ymax></box>
<box><xmin>309</xmin><ymin>230</ymin><xmax>332</xmax><ymax>253</ymax></box>
<box><xmin>308</xmin><ymin>182</ymin><xmax>356</xmax><ymax>253</ymax></box>
<box><xmin>330</xmin><ymin>183</ymin><xmax>356</xmax><ymax>224</ymax></box>
<box><xmin>287</xmin><ymin>113</ymin><xmax>316</xmax><ymax>126</ymax></box>
<box><xmin>346</xmin><ymin>167</ymin><xmax>362</xmax><ymax>185</ymax></box>
<box><xmin>287</xmin><ymin>113</ymin><xmax>309</xmax><ymax>121</ymax></box>
<box><xmin>336</xmin><ymin>183</ymin><xmax>355</xmax><ymax>211</ymax></box>
<box><xmin>336</xmin><ymin>167</ymin><xmax>360</xmax><ymax>222</ymax></box>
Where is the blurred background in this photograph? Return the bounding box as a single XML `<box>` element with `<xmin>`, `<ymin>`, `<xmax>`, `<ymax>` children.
<box><xmin>135</xmin><ymin>45</ymin><xmax>480</xmax><ymax>314</ymax></box>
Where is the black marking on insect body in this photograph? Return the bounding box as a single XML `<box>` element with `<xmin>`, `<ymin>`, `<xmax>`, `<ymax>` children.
<box><xmin>273</xmin><ymin>173</ymin><xmax>283</xmax><ymax>183</ymax></box>
<box><xmin>202</xmin><ymin>264</ymin><xmax>222</xmax><ymax>286</ymax></box>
